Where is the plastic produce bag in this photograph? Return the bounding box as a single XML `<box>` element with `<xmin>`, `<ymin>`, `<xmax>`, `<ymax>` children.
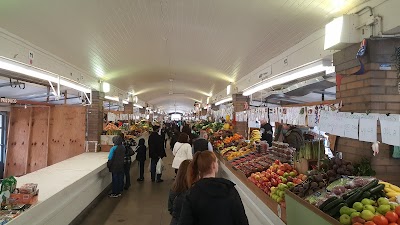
<box><xmin>156</xmin><ymin>158</ymin><xmax>164</xmax><ymax>174</ymax></box>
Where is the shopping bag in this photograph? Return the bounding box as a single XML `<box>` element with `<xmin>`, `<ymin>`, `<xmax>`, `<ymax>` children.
<box><xmin>156</xmin><ymin>158</ymin><xmax>164</xmax><ymax>174</ymax></box>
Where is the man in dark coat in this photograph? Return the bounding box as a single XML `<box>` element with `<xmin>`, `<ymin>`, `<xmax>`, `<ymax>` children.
<box><xmin>193</xmin><ymin>130</ymin><xmax>213</xmax><ymax>154</ymax></box>
<box><xmin>261</xmin><ymin>122</ymin><xmax>273</xmax><ymax>146</ymax></box>
<box><xmin>284</xmin><ymin>125</ymin><xmax>305</xmax><ymax>151</ymax></box>
<box><xmin>148</xmin><ymin>126</ymin><xmax>166</xmax><ymax>182</ymax></box>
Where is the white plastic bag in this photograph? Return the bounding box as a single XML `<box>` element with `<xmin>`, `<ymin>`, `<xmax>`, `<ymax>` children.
<box><xmin>156</xmin><ymin>158</ymin><xmax>164</xmax><ymax>174</ymax></box>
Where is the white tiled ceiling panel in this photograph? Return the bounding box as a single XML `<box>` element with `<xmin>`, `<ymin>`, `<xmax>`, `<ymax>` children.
<box><xmin>0</xmin><ymin>0</ymin><xmax>367</xmax><ymax>112</ymax></box>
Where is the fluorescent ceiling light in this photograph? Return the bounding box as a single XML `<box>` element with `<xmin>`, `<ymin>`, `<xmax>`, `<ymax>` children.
<box><xmin>227</xmin><ymin>84</ymin><xmax>231</xmax><ymax>95</ymax></box>
<box><xmin>134</xmin><ymin>96</ymin><xmax>138</xmax><ymax>103</ymax></box>
<box><xmin>122</xmin><ymin>100</ymin><xmax>129</xmax><ymax>104</ymax></box>
<box><xmin>0</xmin><ymin>57</ymin><xmax>91</xmax><ymax>93</ymax></box>
<box><xmin>215</xmin><ymin>97</ymin><xmax>233</xmax><ymax>106</ymax></box>
<box><xmin>243</xmin><ymin>60</ymin><xmax>333</xmax><ymax>96</ymax></box>
<box><xmin>105</xmin><ymin>96</ymin><xmax>119</xmax><ymax>102</ymax></box>
<box><xmin>206</xmin><ymin>97</ymin><xmax>210</xmax><ymax>104</ymax></box>
<box><xmin>134</xmin><ymin>104</ymin><xmax>143</xmax><ymax>109</ymax></box>
<box><xmin>102</xmin><ymin>82</ymin><xmax>110</xmax><ymax>93</ymax></box>
<box><xmin>324</xmin><ymin>16</ymin><xmax>343</xmax><ymax>50</ymax></box>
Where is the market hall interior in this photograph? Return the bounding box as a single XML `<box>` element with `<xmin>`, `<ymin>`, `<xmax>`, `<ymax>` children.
<box><xmin>1</xmin><ymin>0</ymin><xmax>400</xmax><ymax>225</ymax></box>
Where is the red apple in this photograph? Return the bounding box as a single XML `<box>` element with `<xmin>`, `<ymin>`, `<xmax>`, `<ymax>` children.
<box><xmin>277</xmin><ymin>170</ymin><xmax>284</xmax><ymax>176</ymax></box>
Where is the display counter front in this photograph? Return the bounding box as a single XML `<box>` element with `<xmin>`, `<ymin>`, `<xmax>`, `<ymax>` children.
<box><xmin>216</xmin><ymin>153</ymin><xmax>286</xmax><ymax>225</ymax></box>
<box><xmin>8</xmin><ymin>152</ymin><xmax>110</xmax><ymax>225</ymax></box>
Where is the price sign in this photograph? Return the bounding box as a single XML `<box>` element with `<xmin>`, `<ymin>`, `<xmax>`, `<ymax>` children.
<box><xmin>379</xmin><ymin>115</ymin><xmax>400</xmax><ymax>146</ymax></box>
<box><xmin>356</xmin><ymin>113</ymin><xmax>378</xmax><ymax>143</ymax></box>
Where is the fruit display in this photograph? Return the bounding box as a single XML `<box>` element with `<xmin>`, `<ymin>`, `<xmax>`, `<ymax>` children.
<box><xmin>338</xmin><ymin>198</ymin><xmax>400</xmax><ymax>225</ymax></box>
<box><xmin>231</xmin><ymin>153</ymin><xmax>272</xmax><ymax>177</ymax></box>
<box><xmin>250</xmin><ymin>129</ymin><xmax>261</xmax><ymax>143</ymax></box>
<box><xmin>248</xmin><ymin>160</ymin><xmax>306</xmax><ymax>201</ymax></box>
<box><xmin>380</xmin><ymin>181</ymin><xmax>400</xmax><ymax>201</ymax></box>
<box><xmin>104</xmin><ymin>123</ymin><xmax>121</xmax><ymax>135</ymax></box>
<box><xmin>269</xmin><ymin>142</ymin><xmax>295</xmax><ymax>165</ymax></box>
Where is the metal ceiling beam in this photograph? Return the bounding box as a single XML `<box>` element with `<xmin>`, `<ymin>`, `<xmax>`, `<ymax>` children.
<box><xmin>312</xmin><ymin>90</ymin><xmax>336</xmax><ymax>96</ymax></box>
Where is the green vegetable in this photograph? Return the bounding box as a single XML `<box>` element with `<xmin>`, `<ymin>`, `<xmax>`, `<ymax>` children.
<box><xmin>327</xmin><ymin>203</ymin><xmax>347</xmax><ymax>217</ymax></box>
<box><xmin>323</xmin><ymin>198</ymin><xmax>345</xmax><ymax>212</ymax></box>
<box><xmin>361</xmin><ymin>179</ymin><xmax>379</xmax><ymax>192</ymax></box>
<box><xmin>342</xmin><ymin>189</ymin><xmax>359</xmax><ymax>200</ymax></box>
<box><xmin>345</xmin><ymin>189</ymin><xmax>363</xmax><ymax>206</ymax></box>
<box><xmin>369</xmin><ymin>184</ymin><xmax>385</xmax><ymax>194</ymax></box>
<box><xmin>319</xmin><ymin>196</ymin><xmax>338</xmax><ymax>210</ymax></box>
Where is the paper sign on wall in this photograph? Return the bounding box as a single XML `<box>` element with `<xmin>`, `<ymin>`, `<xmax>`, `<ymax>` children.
<box><xmin>342</xmin><ymin>113</ymin><xmax>359</xmax><ymax>140</ymax></box>
<box><xmin>356</xmin><ymin>113</ymin><xmax>378</xmax><ymax>143</ymax></box>
<box><xmin>379</xmin><ymin>114</ymin><xmax>400</xmax><ymax>146</ymax></box>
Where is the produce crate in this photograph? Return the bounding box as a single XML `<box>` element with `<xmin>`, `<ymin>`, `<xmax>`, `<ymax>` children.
<box><xmin>286</xmin><ymin>190</ymin><xmax>341</xmax><ymax>225</ymax></box>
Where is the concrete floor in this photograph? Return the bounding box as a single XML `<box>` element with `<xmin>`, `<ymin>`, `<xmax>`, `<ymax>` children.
<box><xmin>79</xmin><ymin>141</ymin><xmax>174</xmax><ymax>225</ymax></box>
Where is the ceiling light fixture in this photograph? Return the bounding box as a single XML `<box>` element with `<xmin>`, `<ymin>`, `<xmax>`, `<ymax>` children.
<box><xmin>105</xmin><ymin>96</ymin><xmax>119</xmax><ymax>102</ymax></box>
<box><xmin>102</xmin><ymin>82</ymin><xmax>110</xmax><ymax>93</ymax></box>
<box><xmin>0</xmin><ymin>57</ymin><xmax>91</xmax><ymax>93</ymax></box>
<box><xmin>122</xmin><ymin>100</ymin><xmax>129</xmax><ymax>104</ymax></box>
<box><xmin>215</xmin><ymin>97</ymin><xmax>233</xmax><ymax>106</ymax></box>
<box><xmin>206</xmin><ymin>97</ymin><xmax>210</xmax><ymax>104</ymax></box>
<box><xmin>227</xmin><ymin>84</ymin><xmax>231</xmax><ymax>95</ymax></box>
<box><xmin>243</xmin><ymin>60</ymin><xmax>333</xmax><ymax>96</ymax></box>
<box><xmin>134</xmin><ymin>104</ymin><xmax>143</xmax><ymax>109</ymax></box>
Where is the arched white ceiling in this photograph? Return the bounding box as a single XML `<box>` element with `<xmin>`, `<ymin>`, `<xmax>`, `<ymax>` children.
<box><xmin>0</xmin><ymin>0</ymin><xmax>366</xmax><ymax>113</ymax></box>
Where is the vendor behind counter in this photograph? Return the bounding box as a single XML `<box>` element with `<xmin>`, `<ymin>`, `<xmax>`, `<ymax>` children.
<box><xmin>274</xmin><ymin>124</ymin><xmax>305</xmax><ymax>151</ymax></box>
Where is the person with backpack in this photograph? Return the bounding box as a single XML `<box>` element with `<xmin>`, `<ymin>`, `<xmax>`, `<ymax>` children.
<box><xmin>120</xmin><ymin>133</ymin><xmax>134</xmax><ymax>190</ymax></box>
<box><xmin>107</xmin><ymin>135</ymin><xmax>126</xmax><ymax>198</ymax></box>
<box><xmin>135</xmin><ymin>138</ymin><xmax>147</xmax><ymax>182</ymax></box>
<box><xmin>192</xmin><ymin>130</ymin><xmax>213</xmax><ymax>154</ymax></box>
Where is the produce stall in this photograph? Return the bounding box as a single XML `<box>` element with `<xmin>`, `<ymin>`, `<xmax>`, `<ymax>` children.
<box><xmin>212</xmin><ymin>126</ymin><xmax>400</xmax><ymax>225</ymax></box>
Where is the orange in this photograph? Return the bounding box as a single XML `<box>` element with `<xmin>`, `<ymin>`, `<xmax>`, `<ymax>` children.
<box><xmin>386</xmin><ymin>212</ymin><xmax>399</xmax><ymax>223</ymax></box>
<box><xmin>373</xmin><ymin>215</ymin><xmax>389</xmax><ymax>225</ymax></box>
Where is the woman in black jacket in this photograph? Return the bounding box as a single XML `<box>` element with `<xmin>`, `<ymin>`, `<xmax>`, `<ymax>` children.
<box><xmin>178</xmin><ymin>151</ymin><xmax>249</xmax><ymax>225</ymax></box>
<box><xmin>135</xmin><ymin>138</ymin><xmax>146</xmax><ymax>181</ymax></box>
<box><xmin>168</xmin><ymin>159</ymin><xmax>191</xmax><ymax>225</ymax></box>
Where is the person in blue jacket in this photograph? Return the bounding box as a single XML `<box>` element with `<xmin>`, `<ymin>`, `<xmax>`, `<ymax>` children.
<box><xmin>107</xmin><ymin>136</ymin><xmax>125</xmax><ymax>198</ymax></box>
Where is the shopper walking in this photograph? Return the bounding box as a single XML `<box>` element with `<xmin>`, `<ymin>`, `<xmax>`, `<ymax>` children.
<box><xmin>192</xmin><ymin>130</ymin><xmax>213</xmax><ymax>154</ymax></box>
<box><xmin>148</xmin><ymin>125</ymin><xmax>166</xmax><ymax>183</ymax></box>
<box><xmin>172</xmin><ymin>133</ymin><xmax>193</xmax><ymax>174</ymax></box>
<box><xmin>135</xmin><ymin>138</ymin><xmax>146</xmax><ymax>182</ymax></box>
<box><xmin>261</xmin><ymin>121</ymin><xmax>273</xmax><ymax>146</ymax></box>
<box><xmin>178</xmin><ymin>151</ymin><xmax>249</xmax><ymax>225</ymax></box>
<box><xmin>168</xmin><ymin>160</ymin><xmax>191</xmax><ymax>225</ymax></box>
<box><xmin>170</xmin><ymin>128</ymin><xmax>180</xmax><ymax>151</ymax></box>
<box><xmin>283</xmin><ymin>124</ymin><xmax>305</xmax><ymax>151</ymax></box>
<box><xmin>107</xmin><ymin>136</ymin><xmax>125</xmax><ymax>198</ymax></box>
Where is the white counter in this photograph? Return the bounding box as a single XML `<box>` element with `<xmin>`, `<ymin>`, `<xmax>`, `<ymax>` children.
<box><xmin>218</xmin><ymin>160</ymin><xmax>286</xmax><ymax>225</ymax></box>
<box><xmin>8</xmin><ymin>152</ymin><xmax>111</xmax><ymax>225</ymax></box>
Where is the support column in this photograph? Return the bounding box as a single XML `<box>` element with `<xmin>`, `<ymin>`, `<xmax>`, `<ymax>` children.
<box><xmin>232</xmin><ymin>93</ymin><xmax>249</xmax><ymax>137</ymax></box>
<box><xmin>334</xmin><ymin>39</ymin><xmax>400</xmax><ymax>186</ymax></box>
<box><xmin>87</xmin><ymin>91</ymin><xmax>104</xmax><ymax>152</ymax></box>
<box><xmin>124</xmin><ymin>103</ymin><xmax>133</xmax><ymax>114</ymax></box>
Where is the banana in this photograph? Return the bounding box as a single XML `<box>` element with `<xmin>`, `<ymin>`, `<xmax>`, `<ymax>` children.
<box><xmin>389</xmin><ymin>184</ymin><xmax>400</xmax><ymax>193</ymax></box>
<box><xmin>385</xmin><ymin>187</ymin><xmax>394</xmax><ymax>193</ymax></box>
<box><xmin>386</xmin><ymin>191</ymin><xmax>400</xmax><ymax>198</ymax></box>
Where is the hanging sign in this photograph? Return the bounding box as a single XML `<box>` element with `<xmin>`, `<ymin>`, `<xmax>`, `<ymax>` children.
<box><xmin>342</xmin><ymin>113</ymin><xmax>359</xmax><ymax>140</ymax></box>
<box><xmin>0</xmin><ymin>98</ymin><xmax>17</xmax><ymax>104</ymax></box>
<box><xmin>379</xmin><ymin>114</ymin><xmax>400</xmax><ymax>146</ymax></box>
<box><xmin>356</xmin><ymin>113</ymin><xmax>378</xmax><ymax>143</ymax></box>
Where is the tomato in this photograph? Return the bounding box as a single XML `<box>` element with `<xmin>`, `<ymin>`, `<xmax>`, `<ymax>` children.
<box><xmin>386</xmin><ymin>212</ymin><xmax>399</xmax><ymax>223</ymax></box>
<box><xmin>373</xmin><ymin>215</ymin><xmax>389</xmax><ymax>225</ymax></box>
<box><xmin>388</xmin><ymin>223</ymin><xmax>398</xmax><ymax>225</ymax></box>
<box><xmin>395</xmin><ymin>206</ymin><xmax>400</xmax><ymax>217</ymax></box>
<box><xmin>353</xmin><ymin>223</ymin><xmax>364</xmax><ymax>225</ymax></box>
<box><xmin>365</xmin><ymin>221</ymin><xmax>377</xmax><ymax>225</ymax></box>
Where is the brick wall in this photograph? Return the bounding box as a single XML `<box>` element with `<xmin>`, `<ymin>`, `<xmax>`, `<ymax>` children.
<box><xmin>334</xmin><ymin>39</ymin><xmax>400</xmax><ymax>186</ymax></box>
<box><xmin>233</xmin><ymin>94</ymin><xmax>249</xmax><ymax>137</ymax></box>
<box><xmin>86</xmin><ymin>91</ymin><xmax>104</xmax><ymax>152</ymax></box>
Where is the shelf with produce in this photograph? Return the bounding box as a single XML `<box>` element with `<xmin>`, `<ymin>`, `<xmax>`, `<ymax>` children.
<box><xmin>285</xmin><ymin>157</ymin><xmax>400</xmax><ymax>225</ymax></box>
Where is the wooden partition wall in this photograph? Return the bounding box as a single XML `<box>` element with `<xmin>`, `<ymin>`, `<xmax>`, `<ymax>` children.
<box><xmin>5</xmin><ymin>105</ymin><xmax>86</xmax><ymax>177</ymax></box>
